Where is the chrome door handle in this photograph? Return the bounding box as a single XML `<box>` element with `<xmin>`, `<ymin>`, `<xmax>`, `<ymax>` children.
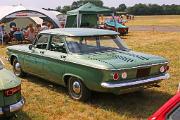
<box><xmin>61</xmin><ymin>55</ymin><xmax>66</xmax><ymax>58</ymax></box>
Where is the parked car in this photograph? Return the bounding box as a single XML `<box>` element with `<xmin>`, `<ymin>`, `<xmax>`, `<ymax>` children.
<box><xmin>148</xmin><ymin>84</ymin><xmax>180</xmax><ymax>120</ymax></box>
<box><xmin>101</xmin><ymin>20</ymin><xmax>129</xmax><ymax>35</ymax></box>
<box><xmin>7</xmin><ymin>28</ymin><xmax>169</xmax><ymax>101</ymax></box>
<box><xmin>0</xmin><ymin>59</ymin><xmax>24</xmax><ymax>117</ymax></box>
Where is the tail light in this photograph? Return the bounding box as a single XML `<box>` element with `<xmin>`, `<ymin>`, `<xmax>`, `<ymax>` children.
<box><xmin>160</xmin><ymin>65</ymin><xmax>169</xmax><ymax>73</ymax></box>
<box><xmin>165</xmin><ymin>65</ymin><xmax>169</xmax><ymax>71</ymax></box>
<box><xmin>113</xmin><ymin>72</ymin><xmax>119</xmax><ymax>80</ymax></box>
<box><xmin>4</xmin><ymin>85</ymin><xmax>21</xmax><ymax>97</ymax></box>
<box><xmin>160</xmin><ymin>66</ymin><xmax>165</xmax><ymax>73</ymax></box>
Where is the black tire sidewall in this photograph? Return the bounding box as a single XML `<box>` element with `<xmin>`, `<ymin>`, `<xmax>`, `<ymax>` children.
<box><xmin>68</xmin><ymin>77</ymin><xmax>90</xmax><ymax>101</ymax></box>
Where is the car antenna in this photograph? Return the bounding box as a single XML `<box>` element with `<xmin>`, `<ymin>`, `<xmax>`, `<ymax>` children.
<box><xmin>177</xmin><ymin>83</ymin><xmax>180</xmax><ymax>93</ymax></box>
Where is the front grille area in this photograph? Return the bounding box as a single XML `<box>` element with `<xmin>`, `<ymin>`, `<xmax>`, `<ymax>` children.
<box><xmin>136</xmin><ymin>67</ymin><xmax>151</xmax><ymax>78</ymax></box>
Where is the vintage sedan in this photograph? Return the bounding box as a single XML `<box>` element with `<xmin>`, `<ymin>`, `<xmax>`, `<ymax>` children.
<box><xmin>7</xmin><ymin>28</ymin><xmax>169</xmax><ymax>101</ymax></box>
<box><xmin>104</xmin><ymin>20</ymin><xmax>129</xmax><ymax>35</ymax></box>
<box><xmin>0</xmin><ymin>59</ymin><xmax>24</xmax><ymax>117</ymax></box>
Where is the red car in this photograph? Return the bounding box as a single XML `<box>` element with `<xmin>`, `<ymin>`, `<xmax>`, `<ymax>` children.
<box><xmin>148</xmin><ymin>84</ymin><xmax>180</xmax><ymax>120</ymax></box>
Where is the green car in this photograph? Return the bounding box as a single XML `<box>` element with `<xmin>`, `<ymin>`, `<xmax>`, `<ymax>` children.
<box><xmin>0</xmin><ymin>59</ymin><xmax>24</xmax><ymax>117</ymax></box>
<box><xmin>7</xmin><ymin>28</ymin><xmax>169</xmax><ymax>101</ymax></box>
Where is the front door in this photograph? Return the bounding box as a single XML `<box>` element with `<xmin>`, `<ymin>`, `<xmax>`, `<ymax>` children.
<box><xmin>23</xmin><ymin>34</ymin><xmax>49</xmax><ymax>77</ymax></box>
<box><xmin>43</xmin><ymin>35</ymin><xmax>67</xmax><ymax>84</ymax></box>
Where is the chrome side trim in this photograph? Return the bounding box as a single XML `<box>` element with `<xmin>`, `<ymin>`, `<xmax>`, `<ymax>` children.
<box><xmin>110</xmin><ymin>62</ymin><xmax>169</xmax><ymax>71</ymax></box>
<box><xmin>101</xmin><ymin>73</ymin><xmax>170</xmax><ymax>88</ymax></box>
<box><xmin>8</xmin><ymin>48</ymin><xmax>168</xmax><ymax>71</ymax></box>
<box><xmin>0</xmin><ymin>98</ymin><xmax>25</xmax><ymax>115</ymax></box>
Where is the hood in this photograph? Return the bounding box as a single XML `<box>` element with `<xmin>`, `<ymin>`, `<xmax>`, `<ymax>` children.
<box><xmin>72</xmin><ymin>50</ymin><xmax>168</xmax><ymax>70</ymax></box>
<box><xmin>0</xmin><ymin>68</ymin><xmax>21</xmax><ymax>90</ymax></box>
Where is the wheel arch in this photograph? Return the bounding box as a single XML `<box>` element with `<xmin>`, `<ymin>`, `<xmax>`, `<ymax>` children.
<box><xmin>10</xmin><ymin>54</ymin><xmax>18</xmax><ymax>65</ymax></box>
<box><xmin>63</xmin><ymin>73</ymin><xmax>85</xmax><ymax>87</ymax></box>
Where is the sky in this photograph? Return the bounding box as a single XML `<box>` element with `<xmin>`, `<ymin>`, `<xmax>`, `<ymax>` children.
<box><xmin>0</xmin><ymin>0</ymin><xmax>180</xmax><ymax>9</ymax></box>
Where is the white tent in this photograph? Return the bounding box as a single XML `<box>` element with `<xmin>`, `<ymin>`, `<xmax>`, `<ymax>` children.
<box><xmin>0</xmin><ymin>5</ymin><xmax>61</xmax><ymax>27</ymax></box>
<box><xmin>0</xmin><ymin>5</ymin><xmax>62</xmax><ymax>45</ymax></box>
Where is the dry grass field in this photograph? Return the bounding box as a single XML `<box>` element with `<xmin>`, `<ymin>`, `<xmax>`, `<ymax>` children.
<box><xmin>0</xmin><ymin>16</ymin><xmax>180</xmax><ymax>120</ymax></box>
<box><xmin>127</xmin><ymin>15</ymin><xmax>180</xmax><ymax>26</ymax></box>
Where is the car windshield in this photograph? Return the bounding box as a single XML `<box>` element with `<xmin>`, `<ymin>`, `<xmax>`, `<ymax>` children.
<box><xmin>65</xmin><ymin>35</ymin><xmax>129</xmax><ymax>54</ymax></box>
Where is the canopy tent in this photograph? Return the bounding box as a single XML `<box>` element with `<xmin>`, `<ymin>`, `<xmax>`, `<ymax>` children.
<box><xmin>67</xmin><ymin>2</ymin><xmax>112</xmax><ymax>15</ymax></box>
<box><xmin>0</xmin><ymin>5</ymin><xmax>61</xmax><ymax>28</ymax></box>
<box><xmin>65</xmin><ymin>3</ymin><xmax>113</xmax><ymax>28</ymax></box>
<box><xmin>0</xmin><ymin>5</ymin><xmax>61</xmax><ymax>45</ymax></box>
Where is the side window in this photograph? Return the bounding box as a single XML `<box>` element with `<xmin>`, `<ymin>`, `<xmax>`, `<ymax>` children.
<box><xmin>167</xmin><ymin>105</ymin><xmax>180</xmax><ymax>120</ymax></box>
<box><xmin>35</xmin><ymin>34</ymin><xmax>49</xmax><ymax>49</ymax></box>
<box><xmin>49</xmin><ymin>35</ymin><xmax>66</xmax><ymax>53</ymax></box>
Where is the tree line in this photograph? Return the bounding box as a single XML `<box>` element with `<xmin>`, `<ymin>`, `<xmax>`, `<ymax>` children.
<box><xmin>127</xmin><ymin>4</ymin><xmax>180</xmax><ymax>15</ymax></box>
<box><xmin>55</xmin><ymin>0</ymin><xmax>180</xmax><ymax>15</ymax></box>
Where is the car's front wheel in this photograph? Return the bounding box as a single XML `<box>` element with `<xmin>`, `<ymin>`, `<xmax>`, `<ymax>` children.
<box><xmin>13</xmin><ymin>58</ymin><xmax>26</xmax><ymax>77</ymax></box>
<box><xmin>68</xmin><ymin>77</ymin><xmax>91</xmax><ymax>101</ymax></box>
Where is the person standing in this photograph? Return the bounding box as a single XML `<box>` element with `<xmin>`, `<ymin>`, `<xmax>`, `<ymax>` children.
<box><xmin>35</xmin><ymin>24</ymin><xmax>41</xmax><ymax>36</ymax></box>
<box><xmin>27</xmin><ymin>24</ymin><xmax>35</xmax><ymax>42</ymax></box>
<box><xmin>13</xmin><ymin>28</ymin><xmax>24</xmax><ymax>44</ymax></box>
<box><xmin>47</xmin><ymin>22</ymin><xmax>53</xmax><ymax>29</ymax></box>
<box><xmin>41</xmin><ymin>22</ymin><xmax>48</xmax><ymax>31</ymax></box>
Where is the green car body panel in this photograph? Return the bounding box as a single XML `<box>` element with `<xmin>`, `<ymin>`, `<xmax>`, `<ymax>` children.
<box><xmin>7</xmin><ymin>28</ymin><xmax>169</xmax><ymax>95</ymax></box>
<box><xmin>0</xmin><ymin>62</ymin><xmax>24</xmax><ymax>116</ymax></box>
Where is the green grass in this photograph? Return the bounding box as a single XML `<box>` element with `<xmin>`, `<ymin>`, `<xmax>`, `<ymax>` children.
<box><xmin>0</xmin><ymin>30</ymin><xmax>179</xmax><ymax>120</ymax></box>
<box><xmin>127</xmin><ymin>15</ymin><xmax>180</xmax><ymax>26</ymax></box>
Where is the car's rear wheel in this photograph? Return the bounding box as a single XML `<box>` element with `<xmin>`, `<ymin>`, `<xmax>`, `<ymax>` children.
<box><xmin>68</xmin><ymin>77</ymin><xmax>91</xmax><ymax>101</ymax></box>
<box><xmin>13</xmin><ymin>58</ymin><xmax>26</xmax><ymax>77</ymax></box>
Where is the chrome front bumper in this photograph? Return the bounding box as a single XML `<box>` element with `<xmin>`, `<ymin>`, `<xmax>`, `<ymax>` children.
<box><xmin>0</xmin><ymin>98</ymin><xmax>25</xmax><ymax>115</ymax></box>
<box><xmin>101</xmin><ymin>73</ymin><xmax>170</xmax><ymax>88</ymax></box>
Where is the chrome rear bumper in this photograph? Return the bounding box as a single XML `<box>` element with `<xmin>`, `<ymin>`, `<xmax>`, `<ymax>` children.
<box><xmin>0</xmin><ymin>98</ymin><xmax>25</xmax><ymax>115</ymax></box>
<box><xmin>101</xmin><ymin>73</ymin><xmax>170</xmax><ymax>88</ymax></box>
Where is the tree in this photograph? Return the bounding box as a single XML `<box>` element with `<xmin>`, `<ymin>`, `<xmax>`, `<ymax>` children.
<box><xmin>117</xmin><ymin>4</ymin><xmax>127</xmax><ymax>12</ymax></box>
<box><xmin>76</xmin><ymin>0</ymin><xmax>103</xmax><ymax>7</ymax></box>
<box><xmin>71</xmin><ymin>1</ymin><xmax>78</xmax><ymax>10</ymax></box>
<box><xmin>56</xmin><ymin>1</ymin><xmax>180</xmax><ymax>15</ymax></box>
<box><xmin>127</xmin><ymin>4</ymin><xmax>149</xmax><ymax>15</ymax></box>
<box><xmin>61</xmin><ymin>6</ymin><xmax>71</xmax><ymax>14</ymax></box>
<box><xmin>110</xmin><ymin>7</ymin><xmax>116</xmax><ymax>13</ymax></box>
<box><xmin>56</xmin><ymin>6</ymin><xmax>61</xmax><ymax>12</ymax></box>
<box><xmin>56</xmin><ymin>0</ymin><xmax>104</xmax><ymax>14</ymax></box>
<box><xmin>148</xmin><ymin>4</ymin><xmax>164</xmax><ymax>15</ymax></box>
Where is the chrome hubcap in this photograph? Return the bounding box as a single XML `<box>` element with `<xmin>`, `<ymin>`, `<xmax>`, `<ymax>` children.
<box><xmin>15</xmin><ymin>62</ymin><xmax>21</xmax><ymax>73</ymax></box>
<box><xmin>72</xmin><ymin>81</ymin><xmax>81</xmax><ymax>94</ymax></box>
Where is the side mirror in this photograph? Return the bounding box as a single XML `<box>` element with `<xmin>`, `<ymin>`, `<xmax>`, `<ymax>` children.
<box><xmin>29</xmin><ymin>45</ymin><xmax>33</xmax><ymax>50</ymax></box>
